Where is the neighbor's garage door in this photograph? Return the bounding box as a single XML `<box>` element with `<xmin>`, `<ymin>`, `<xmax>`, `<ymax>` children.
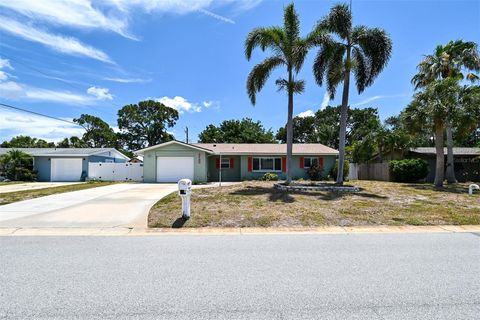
<box><xmin>156</xmin><ymin>157</ymin><xmax>194</xmax><ymax>183</ymax></box>
<box><xmin>51</xmin><ymin>158</ymin><xmax>83</xmax><ymax>181</ymax></box>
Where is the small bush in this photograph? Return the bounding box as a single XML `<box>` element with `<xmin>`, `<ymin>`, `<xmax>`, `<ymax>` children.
<box><xmin>330</xmin><ymin>160</ymin><xmax>349</xmax><ymax>180</ymax></box>
<box><xmin>260</xmin><ymin>172</ymin><xmax>279</xmax><ymax>181</ymax></box>
<box><xmin>307</xmin><ymin>164</ymin><xmax>324</xmax><ymax>181</ymax></box>
<box><xmin>389</xmin><ymin>158</ymin><xmax>429</xmax><ymax>182</ymax></box>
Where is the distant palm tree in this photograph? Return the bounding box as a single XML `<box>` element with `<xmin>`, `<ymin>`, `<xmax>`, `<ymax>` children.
<box><xmin>245</xmin><ymin>3</ymin><xmax>316</xmax><ymax>183</ymax></box>
<box><xmin>312</xmin><ymin>3</ymin><xmax>392</xmax><ymax>184</ymax></box>
<box><xmin>412</xmin><ymin>40</ymin><xmax>480</xmax><ymax>183</ymax></box>
<box><xmin>404</xmin><ymin>79</ymin><xmax>459</xmax><ymax>187</ymax></box>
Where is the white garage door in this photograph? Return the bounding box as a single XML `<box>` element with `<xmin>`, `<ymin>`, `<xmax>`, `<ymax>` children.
<box><xmin>156</xmin><ymin>157</ymin><xmax>194</xmax><ymax>183</ymax></box>
<box><xmin>51</xmin><ymin>158</ymin><xmax>83</xmax><ymax>182</ymax></box>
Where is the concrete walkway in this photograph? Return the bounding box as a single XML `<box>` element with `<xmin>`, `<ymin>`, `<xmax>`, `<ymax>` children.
<box><xmin>0</xmin><ymin>182</ymin><xmax>83</xmax><ymax>193</ymax></box>
<box><xmin>0</xmin><ymin>183</ymin><xmax>177</xmax><ymax>229</ymax></box>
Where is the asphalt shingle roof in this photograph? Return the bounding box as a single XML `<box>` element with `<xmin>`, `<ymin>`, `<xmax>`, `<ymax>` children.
<box><xmin>193</xmin><ymin>143</ymin><xmax>339</xmax><ymax>155</ymax></box>
<box><xmin>0</xmin><ymin>148</ymin><xmax>122</xmax><ymax>157</ymax></box>
<box><xmin>410</xmin><ymin>147</ymin><xmax>480</xmax><ymax>155</ymax></box>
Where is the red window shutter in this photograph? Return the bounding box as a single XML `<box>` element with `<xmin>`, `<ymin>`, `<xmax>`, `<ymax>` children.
<box><xmin>215</xmin><ymin>158</ymin><xmax>220</xmax><ymax>169</ymax></box>
<box><xmin>247</xmin><ymin>156</ymin><xmax>253</xmax><ymax>172</ymax></box>
<box><xmin>319</xmin><ymin>157</ymin><xmax>324</xmax><ymax>167</ymax></box>
<box><xmin>230</xmin><ymin>158</ymin><xmax>234</xmax><ymax>169</ymax></box>
<box><xmin>299</xmin><ymin>156</ymin><xmax>304</xmax><ymax>169</ymax></box>
<box><xmin>282</xmin><ymin>157</ymin><xmax>286</xmax><ymax>172</ymax></box>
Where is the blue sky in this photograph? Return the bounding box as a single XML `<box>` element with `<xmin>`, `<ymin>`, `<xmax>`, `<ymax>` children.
<box><xmin>0</xmin><ymin>0</ymin><xmax>479</xmax><ymax>143</ymax></box>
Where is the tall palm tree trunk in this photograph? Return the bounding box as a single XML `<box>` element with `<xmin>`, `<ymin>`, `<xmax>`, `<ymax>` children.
<box><xmin>336</xmin><ymin>46</ymin><xmax>351</xmax><ymax>185</ymax></box>
<box><xmin>286</xmin><ymin>69</ymin><xmax>294</xmax><ymax>184</ymax></box>
<box><xmin>434</xmin><ymin>123</ymin><xmax>445</xmax><ymax>187</ymax></box>
<box><xmin>445</xmin><ymin>122</ymin><xmax>457</xmax><ymax>183</ymax></box>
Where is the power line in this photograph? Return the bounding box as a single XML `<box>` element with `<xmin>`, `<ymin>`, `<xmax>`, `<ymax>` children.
<box><xmin>0</xmin><ymin>102</ymin><xmax>86</xmax><ymax>130</ymax></box>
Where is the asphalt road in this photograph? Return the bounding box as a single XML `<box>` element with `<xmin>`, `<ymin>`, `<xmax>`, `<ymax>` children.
<box><xmin>1</xmin><ymin>233</ymin><xmax>479</xmax><ymax>319</ymax></box>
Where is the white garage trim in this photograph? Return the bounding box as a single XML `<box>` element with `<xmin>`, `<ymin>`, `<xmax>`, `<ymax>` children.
<box><xmin>51</xmin><ymin>158</ymin><xmax>83</xmax><ymax>182</ymax></box>
<box><xmin>156</xmin><ymin>157</ymin><xmax>194</xmax><ymax>183</ymax></box>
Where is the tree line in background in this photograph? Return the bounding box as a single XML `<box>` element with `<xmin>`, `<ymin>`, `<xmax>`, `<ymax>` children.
<box><xmin>1</xmin><ymin>100</ymin><xmax>179</xmax><ymax>158</ymax></box>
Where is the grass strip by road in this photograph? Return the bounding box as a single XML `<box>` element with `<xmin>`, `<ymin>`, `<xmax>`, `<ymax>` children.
<box><xmin>0</xmin><ymin>181</ymin><xmax>117</xmax><ymax>205</ymax></box>
<box><xmin>149</xmin><ymin>180</ymin><xmax>480</xmax><ymax>228</ymax></box>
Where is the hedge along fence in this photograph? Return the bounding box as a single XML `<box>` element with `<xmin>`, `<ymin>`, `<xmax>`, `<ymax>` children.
<box><xmin>389</xmin><ymin>159</ymin><xmax>429</xmax><ymax>183</ymax></box>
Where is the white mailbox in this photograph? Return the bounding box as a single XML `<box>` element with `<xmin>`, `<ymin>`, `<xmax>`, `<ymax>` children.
<box><xmin>178</xmin><ymin>179</ymin><xmax>192</xmax><ymax>219</ymax></box>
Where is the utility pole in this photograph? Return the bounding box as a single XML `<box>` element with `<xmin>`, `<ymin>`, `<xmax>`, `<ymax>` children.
<box><xmin>185</xmin><ymin>127</ymin><xmax>189</xmax><ymax>144</ymax></box>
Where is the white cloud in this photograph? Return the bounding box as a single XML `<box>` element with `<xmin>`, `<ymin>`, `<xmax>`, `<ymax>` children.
<box><xmin>156</xmin><ymin>96</ymin><xmax>202</xmax><ymax>113</ymax></box>
<box><xmin>352</xmin><ymin>94</ymin><xmax>409</xmax><ymax>107</ymax></box>
<box><xmin>320</xmin><ymin>92</ymin><xmax>330</xmax><ymax>109</ymax></box>
<box><xmin>103</xmin><ymin>77</ymin><xmax>151</xmax><ymax>83</ymax></box>
<box><xmin>203</xmin><ymin>101</ymin><xmax>213</xmax><ymax>108</ymax></box>
<box><xmin>0</xmin><ymin>57</ymin><xmax>13</xmax><ymax>81</ymax></box>
<box><xmin>87</xmin><ymin>86</ymin><xmax>113</xmax><ymax>100</ymax></box>
<box><xmin>197</xmin><ymin>8</ymin><xmax>234</xmax><ymax>24</ymax></box>
<box><xmin>0</xmin><ymin>0</ymin><xmax>133</xmax><ymax>39</ymax></box>
<box><xmin>0</xmin><ymin>80</ymin><xmax>96</xmax><ymax>105</ymax></box>
<box><xmin>0</xmin><ymin>57</ymin><xmax>13</xmax><ymax>70</ymax></box>
<box><xmin>0</xmin><ymin>16</ymin><xmax>113</xmax><ymax>63</ymax></box>
<box><xmin>297</xmin><ymin>110</ymin><xmax>315</xmax><ymax>118</ymax></box>
<box><xmin>0</xmin><ymin>109</ymin><xmax>84</xmax><ymax>143</ymax></box>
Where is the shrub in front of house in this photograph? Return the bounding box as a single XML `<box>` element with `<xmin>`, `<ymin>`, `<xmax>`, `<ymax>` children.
<box><xmin>307</xmin><ymin>164</ymin><xmax>324</xmax><ymax>181</ymax></box>
<box><xmin>330</xmin><ymin>160</ymin><xmax>349</xmax><ymax>180</ymax></box>
<box><xmin>389</xmin><ymin>158</ymin><xmax>429</xmax><ymax>183</ymax></box>
<box><xmin>260</xmin><ymin>172</ymin><xmax>279</xmax><ymax>181</ymax></box>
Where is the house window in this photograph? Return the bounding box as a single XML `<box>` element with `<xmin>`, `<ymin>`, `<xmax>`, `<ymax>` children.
<box><xmin>252</xmin><ymin>157</ymin><xmax>282</xmax><ymax>172</ymax></box>
<box><xmin>303</xmin><ymin>157</ymin><xmax>318</xmax><ymax>168</ymax></box>
<box><xmin>105</xmin><ymin>159</ymin><xmax>114</xmax><ymax>163</ymax></box>
<box><xmin>221</xmin><ymin>158</ymin><xmax>230</xmax><ymax>168</ymax></box>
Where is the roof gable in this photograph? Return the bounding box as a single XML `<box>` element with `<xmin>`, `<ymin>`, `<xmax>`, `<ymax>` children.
<box><xmin>135</xmin><ymin>140</ymin><xmax>214</xmax><ymax>154</ymax></box>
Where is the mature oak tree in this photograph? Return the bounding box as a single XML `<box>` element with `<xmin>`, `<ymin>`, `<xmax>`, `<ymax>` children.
<box><xmin>74</xmin><ymin>114</ymin><xmax>118</xmax><ymax>148</ymax></box>
<box><xmin>117</xmin><ymin>100</ymin><xmax>178</xmax><ymax>150</ymax></box>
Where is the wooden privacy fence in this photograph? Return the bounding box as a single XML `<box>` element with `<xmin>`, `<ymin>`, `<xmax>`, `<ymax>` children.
<box><xmin>356</xmin><ymin>162</ymin><xmax>391</xmax><ymax>181</ymax></box>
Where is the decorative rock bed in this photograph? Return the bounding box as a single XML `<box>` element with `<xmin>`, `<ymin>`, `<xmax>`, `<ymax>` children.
<box><xmin>274</xmin><ymin>183</ymin><xmax>360</xmax><ymax>193</ymax></box>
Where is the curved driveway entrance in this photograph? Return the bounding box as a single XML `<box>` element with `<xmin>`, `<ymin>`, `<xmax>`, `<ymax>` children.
<box><xmin>0</xmin><ymin>184</ymin><xmax>177</xmax><ymax>228</ymax></box>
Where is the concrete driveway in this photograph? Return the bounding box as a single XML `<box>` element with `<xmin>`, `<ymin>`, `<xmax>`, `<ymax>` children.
<box><xmin>0</xmin><ymin>182</ymin><xmax>83</xmax><ymax>193</ymax></box>
<box><xmin>0</xmin><ymin>183</ymin><xmax>177</xmax><ymax>228</ymax></box>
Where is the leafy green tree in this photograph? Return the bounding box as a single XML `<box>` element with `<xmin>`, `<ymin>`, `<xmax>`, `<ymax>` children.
<box><xmin>1</xmin><ymin>136</ymin><xmax>55</xmax><ymax>148</ymax></box>
<box><xmin>117</xmin><ymin>100</ymin><xmax>178</xmax><ymax>150</ymax></box>
<box><xmin>275</xmin><ymin>115</ymin><xmax>316</xmax><ymax>144</ymax></box>
<box><xmin>245</xmin><ymin>3</ymin><xmax>317</xmax><ymax>183</ymax></box>
<box><xmin>403</xmin><ymin>79</ymin><xmax>459</xmax><ymax>187</ymax></box>
<box><xmin>276</xmin><ymin>106</ymin><xmax>381</xmax><ymax>152</ymax></box>
<box><xmin>412</xmin><ymin>40</ymin><xmax>480</xmax><ymax>183</ymax></box>
<box><xmin>56</xmin><ymin>136</ymin><xmax>88</xmax><ymax>148</ymax></box>
<box><xmin>455</xmin><ymin>85</ymin><xmax>480</xmax><ymax>147</ymax></box>
<box><xmin>74</xmin><ymin>114</ymin><xmax>118</xmax><ymax>148</ymax></box>
<box><xmin>199</xmin><ymin>118</ymin><xmax>275</xmax><ymax>143</ymax></box>
<box><xmin>0</xmin><ymin>149</ymin><xmax>35</xmax><ymax>181</ymax></box>
<box><xmin>312</xmin><ymin>3</ymin><xmax>392</xmax><ymax>184</ymax></box>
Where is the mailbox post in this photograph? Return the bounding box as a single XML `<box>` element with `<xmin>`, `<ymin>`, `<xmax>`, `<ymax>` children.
<box><xmin>178</xmin><ymin>179</ymin><xmax>192</xmax><ymax>219</ymax></box>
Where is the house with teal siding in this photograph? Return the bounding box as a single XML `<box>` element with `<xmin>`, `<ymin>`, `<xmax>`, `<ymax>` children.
<box><xmin>137</xmin><ymin>140</ymin><xmax>338</xmax><ymax>183</ymax></box>
<box><xmin>0</xmin><ymin>148</ymin><xmax>129</xmax><ymax>182</ymax></box>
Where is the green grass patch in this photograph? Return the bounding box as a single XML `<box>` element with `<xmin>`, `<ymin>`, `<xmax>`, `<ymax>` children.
<box><xmin>0</xmin><ymin>181</ymin><xmax>117</xmax><ymax>205</ymax></box>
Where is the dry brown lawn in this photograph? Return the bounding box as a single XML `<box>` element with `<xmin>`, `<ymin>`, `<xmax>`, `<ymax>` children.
<box><xmin>148</xmin><ymin>180</ymin><xmax>480</xmax><ymax>228</ymax></box>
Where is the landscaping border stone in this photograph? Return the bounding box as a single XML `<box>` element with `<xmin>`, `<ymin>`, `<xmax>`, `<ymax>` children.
<box><xmin>273</xmin><ymin>183</ymin><xmax>360</xmax><ymax>192</ymax></box>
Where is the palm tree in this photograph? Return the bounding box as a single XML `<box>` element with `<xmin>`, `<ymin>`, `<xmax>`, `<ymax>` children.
<box><xmin>404</xmin><ymin>79</ymin><xmax>459</xmax><ymax>187</ymax></box>
<box><xmin>312</xmin><ymin>3</ymin><xmax>392</xmax><ymax>184</ymax></box>
<box><xmin>412</xmin><ymin>40</ymin><xmax>480</xmax><ymax>183</ymax></box>
<box><xmin>0</xmin><ymin>149</ymin><xmax>33</xmax><ymax>181</ymax></box>
<box><xmin>245</xmin><ymin>3</ymin><xmax>316</xmax><ymax>183</ymax></box>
